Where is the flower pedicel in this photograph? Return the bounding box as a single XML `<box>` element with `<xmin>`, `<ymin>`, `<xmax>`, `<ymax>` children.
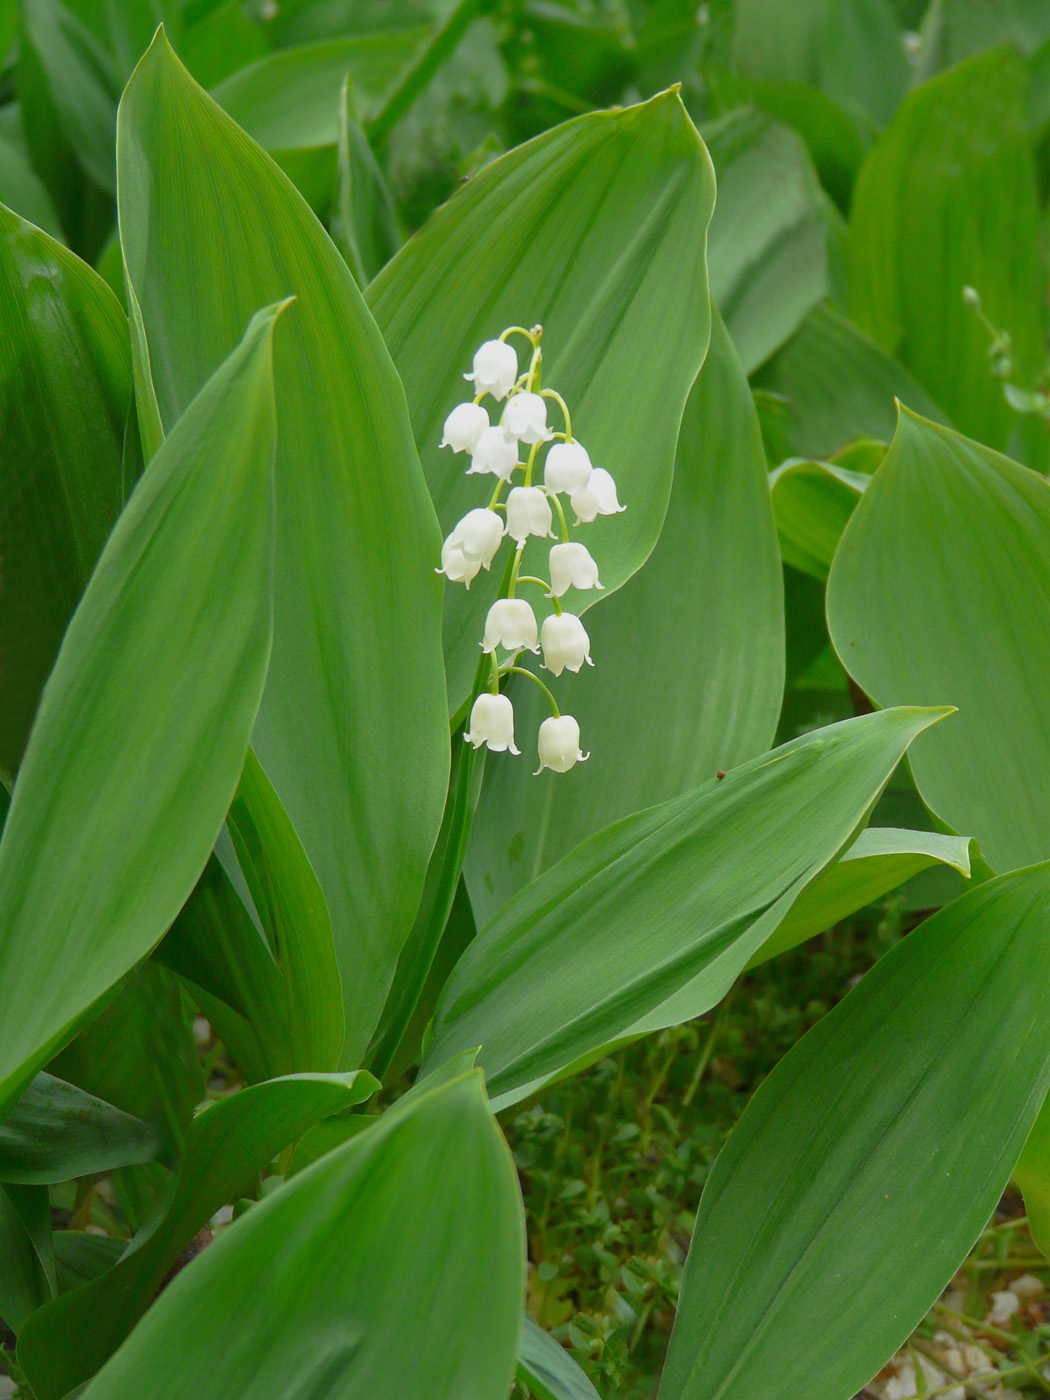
<box><xmin>437</xmin><ymin>324</ymin><xmax>624</xmax><ymax>772</ymax></box>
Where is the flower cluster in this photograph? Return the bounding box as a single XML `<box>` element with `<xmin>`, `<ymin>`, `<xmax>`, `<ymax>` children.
<box><xmin>437</xmin><ymin>325</ymin><xmax>624</xmax><ymax>774</ymax></box>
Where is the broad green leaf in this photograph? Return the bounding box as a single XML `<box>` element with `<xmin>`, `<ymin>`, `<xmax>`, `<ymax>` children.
<box><xmin>917</xmin><ymin>0</ymin><xmax>1050</xmax><ymax>79</ymax></box>
<box><xmin>518</xmin><ymin>1318</ymin><xmax>601</xmax><ymax>1400</ymax></box>
<box><xmin>118</xmin><ymin>33</ymin><xmax>449</xmax><ymax>1064</ymax></box>
<box><xmin>768</xmin><ymin>455</ymin><xmax>870</xmax><ymax>580</ymax></box>
<box><xmin>0</xmin><ymin>1184</ymin><xmax>52</xmax><ymax>1332</ymax></box>
<box><xmin>74</xmin><ymin>1072</ymin><xmax>524</xmax><ymax>1400</ymax></box>
<box><xmin>752</xmin><ymin>302</ymin><xmax>948</xmax><ymax>464</ymax></box>
<box><xmin>0</xmin><ymin>136</ymin><xmax>63</xmax><ymax>237</ymax></box>
<box><xmin>745</xmin><ymin>826</ymin><xmax>973</xmax><ymax>969</ymax></box>
<box><xmin>0</xmin><ymin>1074</ymin><xmax>161</xmax><ymax>1184</ymax></box>
<box><xmin>54</xmin><ymin>1232</ymin><xmax>124</xmax><ymax>1292</ymax></box>
<box><xmin>330</xmin><ymin>76</ymin><xmax>400</xmax><ymax>286</ymax></box>
<box><xmin>367</xmin><ymin>89</ymin><xmax>715</xmax><ymax>714</ymax></box>
<box><xmin>0</xmin><ymin>203</ymin><xmax>128</xmax><ymax>776</ymax></box>
<box><xmin>0</xmin><ymin>303</ymin><xmax>282</xmax><ymax>1118</ymax></box>
<box><xmin>426</xmin><ymin>707</ymin><xmax>948</xmax><ymax>1108</ymax></box>
<box><xmin>847</xmin><ymin>47</ymin><xmax>1046</xmax><ymax>452</ymax></box>
<box><xmin>658</xmin><ymin>863</ymin><xmax>1050</xmax><ymax>1400</ymax></box>
<box><xmin>731</xmin><ymin>0</ymin><xmax>908</xmax><ymax>127</ymax></box>
<box><xmin>18</xmin><ymin>1070</ymin><xmax>377</xmax><ymax>1400</ymax></box>
<box><xmin>703</xmin><ymin>109</ymin><xmax>830</xmax><ymax>373</ymax></box>
<box><xmin>827</xmin><ymin>409</ymin><xmax>1050</xmax><ymax>873</ymax></box>
<box><xmin>465</xmin><ymin>312</ymin><xmax>784</xmax><ymax>926</ymax></box>
<box><xmin>365</xmin><ymin>0</ymin><xmax>480</xmax><ymax>143</ymax></box>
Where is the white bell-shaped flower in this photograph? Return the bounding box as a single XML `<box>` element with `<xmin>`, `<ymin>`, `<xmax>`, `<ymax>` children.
<box><xmin>534</xmin><ymin>714</ymin><xmax>589</xmax><ymax>774</ymax></box>
<box><xmin>505</xmin><ymin>486</ymin><xmax>554</xmax><ymax>544</ymax></box>
<box><xmin>501</xmin><ymin>392</ymin><xmax>554</xmax><ymax>445</ymax></box>
<box><xmin>543</xmin><ymin>441</ymin><xmax>593</xmax><ymax>495</ymax></box>
<box><xmin>446</xmin><ymin>508</ymin><xmax>504</xmax><ymax>568</ymax></box>
<box><xmin>464</xmin><ymin>339</ymin><xmax>518</xmax><ymax>401</ymax></box>
<box><xmin>465</xmin><ymin>692</ymin><xmax>520</xmax><ymax>754</ymax></box>
<box><xmin>481</xmin><ymin>598</ymin><xmax>539</xmax><ymax>654</ymax></box>
<box><xmin>540</xmin><ymin>612</ymin><xmax>592</xmax><ymax>676</ymax></box>
<box><xmin>570</xmin><ymin>467</ymin><xmax>625</xmax><ymax>524</ymax></box>
<box><xmin>548</xmin><ymin>541</ymin><xmax>603</xmax><ymax>596</ymax></box>
<box><xmin>466</xmin><ymin>426</ymin><xmax>519</xmax><ymax>481</ymax></box>
<box><xmin>437</xmin><ymin>539</ymin><xmax>482</xmax><ymax>588</ymax></box>
<box><xmin>440</xmin><ymin>402</ymin><xmax>489</xmax><ymax>453</ymax></box>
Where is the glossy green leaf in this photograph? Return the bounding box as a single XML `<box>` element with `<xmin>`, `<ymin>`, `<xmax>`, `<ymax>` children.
<box><xmin>731</xmin><ymin>0</ymin><xmax>908</xmax><ymax>126</ymax></box>
<box><xmin>518</xmin><ymin>1319</ymin><xmax>601</xmax><ymax>1400</ymax></box>
<box><xmin>465</xmin><ymin>311</ymin><xmax>784</xmax><ymax>926</ymax></box>
<box><xmin>658</xmin><ymin>863</ymin><xmax>1050</xmax><ymax>1400</ymax></box>
<box><xmin>746</xmin><ymin>826</ymin><xmax>973</xmax><ymax>969</ymax></box>
<box><xmin>368</xmin><ymin>89</ymin><xmax>715</xmax><ymax>714</ymax></box>
<box><xmin>0</xmin><ymin>1183</ymin><xmax>52</xmax><ymax>1332</ymax></box>
<box><xmin>847</xmin><ymin>47</ymin><xmax>1046</xmax><ymax>452</ymax></box>
<box><xmin>827</xmin><ymin>409</ymin><xmax>1050</xmax><ymax>873</ymax></box>
<box><xmin>752</xmin><ymin>302</ymin><xmax>947</xmax><ymax>464</ymax></box>
<box><xmin>18</xmin><ymin>1070</ymin><xmax>377</xmax><ymax>1400</ymax></box>
<box><xmin>768</xmin><ymin>455</ymin><xmax>870</xmax><ymax>580</ymax></box>
<box><xmin>0</xmin><ymin>1074</ymin><xmax>161</xmax><ymax>1184</ymax></box>
<box><xmin>73</xmin><ymin>1072</ymin><xmax>524</xmax><ymax>1400</ymax></box>
<box><xmin>703</xmin><ymin>109</ymin><xmax>829</xmax><ymax>373</ymax></box>
<box><xmin>118</xmin><ymin>33</ymin><xmax>449</xmax><ymax>1063</ymax></box>
<box><xmin>0</xmin><ymin>202</ymin><xmax>128</xmax><ymax>775</ymax></box>
<box><xmin>0</xmin><ymin>303</ymin><xmax>282</xmax><ymax>1118</ymax></box>
<box><xmin>426</xmin><ymin>707</ymin><xmax>948</xmax><ymax>1108</ymax></box>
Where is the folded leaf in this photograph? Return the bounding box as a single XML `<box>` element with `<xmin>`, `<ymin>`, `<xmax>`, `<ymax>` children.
<box><xmin>827</xmin><ymin>408</ymin><xmax>1050</xmax><ymax>873</ymax></box>
<box><xmin>0</xmin><ymin>302</ymin><xmax>282</xmax><ymax>1118</ymax></box>
<box><xmin>0</xmin><ymin>1074</ymin><xmax>161</xmax><ymax>1184</ymax></box>
<box><xmin>0</xmin><ymin>1183</ymin><xmax>52</xmax><ymax>1332</ymax></box>
<box><xmin>847</xmin><ymin>47</ymin><xmax>1046</xmax><ymax>452</ymax></box>
<box><xmin>466</xmin><ymin>311</ymin><xmax>784</xmax><ymax>926</ymax></box>
<box><xmin>518</xmin><ymin>1318</ymin><xmax>601</xmax><ymax>1400</ymax></box>
<box><xmin>769</xmin><ymin>455</ymin><xmax>870</xmax><ymax>580</ymax></box>
<box><xmin>0</xmin><ymin>203</ymin><xmax>128</xmax><ymax>775</ymax></box>
<box><xmin>426</xmin><ymin>707</ymin><xmax>949</xmax><ymax>1108</ymax></box>
<box><xmin>118</xmin><ymin>32</ymin><xmax>449</xmax><ymax>1064</ymax></box>
<box><xmin>658</xmin><ymin>862</ymin><xmax>1050</xmax><ymax>1400</ymax></box>
<box><xmin>73</xmin><ymin>1072</ymin><xmax>524</xmax><ymax>1400</ymax></box>
<box><xmin>18</xmin><ymin>1070</ymin><xmax>377</xmax><ymax>1400</ymax></box>
<box><xmin>368</xmin><ymin>87</ymin><xmax>715</xmax><ymax>714</ymax></box>
<box><xmin>746</xmin><ymin>826</ymin><xmax>973</xmax><ymax>969</ymax></box>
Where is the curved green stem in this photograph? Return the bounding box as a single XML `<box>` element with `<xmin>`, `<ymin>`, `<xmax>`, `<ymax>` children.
<box><xmin>489</xmin><ymin>651</ymin><xmax>501</xmax><ymax>695</ymax></box>
<box><xmin>547</xmin><ymin>490</ymin><xmax>571</xmax><ymax>543</ymax></box>
<box><xmin>500</xmin><ymin>665</ymin><xmax>560</xmax><ymax>716</ymax></box>
<box><xmin>499</xmin><ymin>325</ymin><xmax>542</xmax><ymax>347</ymax></box>
<box><xmin>540</xmin><ymin>387</ymin><xmax>572</xmax><ymax>440</ymax></box>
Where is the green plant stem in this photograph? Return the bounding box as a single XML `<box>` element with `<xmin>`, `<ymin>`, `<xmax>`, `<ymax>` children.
<box><xmin>499</xmin><ymin>666</ymin><xmax>559</xmax><ymax>716</ymax></box>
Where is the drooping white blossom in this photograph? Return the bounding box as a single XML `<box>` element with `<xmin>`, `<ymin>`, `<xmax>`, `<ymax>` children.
<box><xmin>464</xmin><ymin>339</ymin><xmax>518</xmax><ymax>400</ymax></box>
<box><xmin>570</xmin><ymin>467</ymin><xmax>625</xmax><ymax>524</ymax></box>
<box><xmin>467</xmin><ymin>426</ymin><xmax>519</xmax><ymax>481</ymax></box>
<box><xmin>505</xmin><ymin>486</ymin><xmax>554</xmax><ymax>544</ymax></box>
<box><xmin>465</xmin><ymin>692</ymin><xmax>520</xmax><ymax>754</ymax></box>
<box><xmin>437</xmin><ymin>540</ymin><xmax>482</xmax><ymax>588</ymax></box>
<box><xmin>440</xmin><ymin>402</ymin><xmax>489</xmax><ymax>453</ymax></box>
<box><xmin>501</xmin><ymin>392</ymin><xmax>554</xmax><ymax>445</ymax></box>
<box><xmin>534</xmin><ymin>714</ymin><xmax>589</xmax><ymax>774</ymax></box>
<box><xmin>548</xmin><ymin>541</ymin><xmax>603</xmax><ymax>596</ymax></box>
<box><xmin>543</xmin><ymin>441</ymin><xmax>593</xmax><ymax>495</ymax></box>
<box><xmin>444</xmin><ymin>507</ymin><xmax>504</xmax><ymax>572</ymax></box>
<box><xmin>482</xmin><ymin>598</ymin><xmax>539</xmax><ymax>654</ymax></box>
<box><xmin>540</xmin><ymin>612</ymin><xmax>592</xmax><ymax>676</ymax></box>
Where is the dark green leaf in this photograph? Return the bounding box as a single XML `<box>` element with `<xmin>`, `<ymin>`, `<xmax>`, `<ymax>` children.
<box><xmin>0</xmin><ymin>1074</ymin><xmax>161</xmax><ymax>1185</ymax></box>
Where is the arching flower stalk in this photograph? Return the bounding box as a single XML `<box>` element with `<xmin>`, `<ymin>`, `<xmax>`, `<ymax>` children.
<box><xmin>437</xmin><ymin>324</ymin><xmax>624</xmax><ymax>772</ymax></box>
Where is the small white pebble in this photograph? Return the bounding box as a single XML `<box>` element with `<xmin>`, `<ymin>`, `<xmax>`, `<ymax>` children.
<box><xmin>192</xmin><ymin>1016</ymin><xmax>211</xmax><ymax>1048</ymax></box>
<box><xmin>884</xmin><ymin>1362</ymin><xmax>918</xmax><ymax>1399</ymax></box>
<box><xmin>209</xmin><ymin>1204</ymin><xmax>234</xmax><ymax>1229</ymax></box>
<box><xmin>961</xmin><ymin>1343</ymin><xmax>990</xmax><ymax>1373</ymax></box>
<box><xmin>988</xmin><ymin>1288</ymin><xmax>1021</xmax><ymax>1324</ymax></box>
<box><xmin>1009</xmin><ymin>1271</ymin><xmax>1044</xmax><ymax>1298</ymax></box>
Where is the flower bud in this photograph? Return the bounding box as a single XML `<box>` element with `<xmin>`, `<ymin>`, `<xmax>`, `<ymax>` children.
<box><xmin>540</xmin><ymin>612</ymin><xmax>592</xmax><ymax>676</ymax></box>
<box><xmin>534</xmin><ymin>714</ymin><xmax>589</xmax><ymax>774</ymax></box>
<box><xmin>464</xmin><ymin>339</ymin><xmax>518</xmax><ymax>400</ymax></box>
<box><xmin>440</xmin><ymin>402</ymin><xmax>489</xmax><ymax>453</ymax></box>
<box><xmin>437</xmin><ymin>540</ymin><xmax>482</xmax><ymax>588</ymax></box>
<box><xmin>501</xmin><ymin>392</ymin><xmax>554</xmax><ymax>445</ymax></box>
<box><xmin>543</xmin><ymin>441</ymin><xmax>592</xmax><ymax>495</ymax></box>
<box><xmin>548</xmin><ymin>541</ymin><xmax>603</xmax><ymax>596</ymax></box>
<box><xmin>465</xmin><ymin>692</ymin><xmax>520</xmax><ymax>754</ymax></box>
<box><xmin>570</xmin><ymin>467</ymin><xmax>625</xmax><ymax>524</ymax></box>
<box><xmin>446</xmin><ymin>508</ymin><xmax>504</xmax><ymax>568</ymax></box>
<box><xmin>505</xmin><ymin>486</ymin><xmax>554</xmax><ymax>544</ymax></box>
<box><xmin>466</xmin><ymin>426</ymin><xmax>519</xmax><ymax>481</ymax></box>
<box><xmin>482</xmin><ymin>598</ymin><xmax>539</xmax><ymax>654</ymax></box>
